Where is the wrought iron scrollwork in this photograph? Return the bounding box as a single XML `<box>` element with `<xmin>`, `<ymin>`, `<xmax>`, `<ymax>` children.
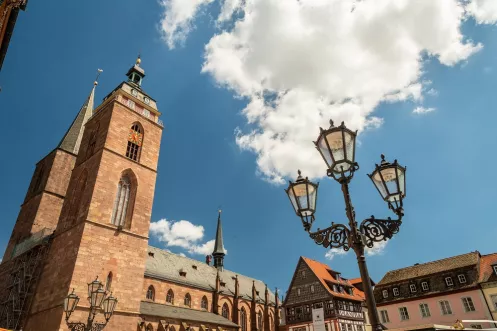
<box><xmin>67</xmin><ymin>321</ymin><xmax>107</xmax><ymax>331</ymax></box>
<box><xmin>359</xmin><ymin>216</ymin><xmax>401</xmax><ymax>248</ymax></box>
<box><xmin>309</xmin><ymin>224</ymin><xmax>351</xmax><ymax>250</ymax></box>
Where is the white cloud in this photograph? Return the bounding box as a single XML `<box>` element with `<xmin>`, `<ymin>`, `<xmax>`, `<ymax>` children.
<box><xmin>466</xmin><ymin>0</ymin><xmax>497</xmax><ymax>24</ymax></box>
<box><xmin>426</xmin><ymin>88</ymin><xmax>439</xmax><ymax>96</ymax></box>
<box><xmin>150</xmin><ymin>219</ymin><xmax>227</xmax><ymax>255</ymax></box>
<box><xmin>413</xmin><ymin>106</ymin><xmax>436</xmax><ymax>114</ymax></box>
<box><xmin>324</xmin><ymin>241</ymin><xmax>388</xmax><ymax>260</ymax></box>
<box><xmin>161</xmin><ymin>0</ymin><xmax>492</xmax><ymax>183</ymax></box>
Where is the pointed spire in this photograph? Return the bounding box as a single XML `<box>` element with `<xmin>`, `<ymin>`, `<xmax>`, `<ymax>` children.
<box><xmin>58</xmin><ymin>69</ymin><xmax>102</xmax><ymax>155</ymax></box>
<box><xmin>213</xmin><ymin>209</ymin><xmax>226</xmax><ymax>270</ymax></box>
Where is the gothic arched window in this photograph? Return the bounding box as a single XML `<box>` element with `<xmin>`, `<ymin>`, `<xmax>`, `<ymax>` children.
<box><xmin>201</xmin><ymin>296</ymin><xmax>208</xmax><ymax>310</ymax></box>
<box><xmin>126</xmin><ymin>123</ymin><xmax>143</xmax><ymax>161</ymax></box>
<box><xmin>105</xmin><ymin>272</ymin><xmax>112</xmax><ymax>291</ymax></box>
<box><xmin>184</xmin><ymin>293</ymin><xmax>191</xmax><ymax>307</ymax></box>
<box><xmin>241</xmin><ymin>308</ymin><xmax>247</xmax><ymax>331</ymax></box>
<box><xmin>258</xmin><ymin>311</ymin><xmax>263</xmax><ymax>330</ymax></box>
<box><xmin>166</xmin><ymin>289</ymin><xmax>174</xmax><ymax>304</ymax></box>
<box><xmin>146</xmin><ymin>285</ymin><xmax>155</xmax><ymax>301</ymax></box>
<box><xmin>110</xmin><ymin>171</ymin><xmax>136</xmax><ymax>229</ymax></box>
<box><xmin>146</xmin><ymin>323</ymin><xmax>154</xmax><ymax>331</ymax></box>
<box><xmin>222</xmin><ymin>303</ymin><xmax>229</xmax><ymax>319</ymax></box>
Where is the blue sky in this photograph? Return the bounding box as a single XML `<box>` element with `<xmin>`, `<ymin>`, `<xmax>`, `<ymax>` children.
<box><xmin>1</xmin><ymin>0</ymin><xmax>497</xmax><ymax>296</ymax></box>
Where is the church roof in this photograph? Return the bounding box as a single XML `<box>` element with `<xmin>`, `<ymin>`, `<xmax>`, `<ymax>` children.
<box><xmin>145</xmin><ymin>246</ymin><xmax>276</xmax><ymax>305</ymax></box>
<box><xmin>301</xmin><ymin>257</ymin><xmax>365</xmax><ymax>301</ymax></box>
<box><xmin>58</xmin><ymin>84</ymin><xmax>95</xmax><ymax>154</ymax></box>
<box><xmin>140</xmin><ymin>301</ymin><xmax>238</xmax><ymax>328</ymax></box>
<box><xmin>376</xmin><ymin>251</ymin><xmax>479</xmax><ymax>286</ymax></box>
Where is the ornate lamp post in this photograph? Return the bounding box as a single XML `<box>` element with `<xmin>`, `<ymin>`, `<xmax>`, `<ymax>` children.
<box><xmin>63</xmin><ymin>277</ymin><xmax>118</xmax><ymax>331</ymax></box>
<box><xmin>285</xmin><ymin>120</ymin><xmax>406</xmax><ymax>331</ymax></box>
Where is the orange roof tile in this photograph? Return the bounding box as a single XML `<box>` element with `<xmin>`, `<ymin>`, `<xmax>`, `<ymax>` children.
<box><xmin>479</xmin><ymin>253</ymin><xmax>497</xmax><ymax>282</ymax></box>
<box><xmin>301</xmin><ymin>257</ymin><xmax>365</xmax><ymax>301</ymax></box>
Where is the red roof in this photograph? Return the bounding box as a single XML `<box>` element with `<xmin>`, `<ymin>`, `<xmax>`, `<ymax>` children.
<box><xmin>301</xmin><ymin>257</ymin><xmax>365</xmax><ymax>301</ymax></box>
<box><xmin>479</xmin><ymin>253</ymin><xmax>497</xmax><ymax>282</ymax></box>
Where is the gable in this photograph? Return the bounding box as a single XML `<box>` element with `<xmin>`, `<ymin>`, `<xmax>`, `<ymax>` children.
<box><xmin>285</xmin><ymin>258</ymin><xmax>331</xmax><ymax>305</ymax></box>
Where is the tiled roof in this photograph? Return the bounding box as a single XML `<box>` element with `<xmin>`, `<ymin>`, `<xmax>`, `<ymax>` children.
<box><xmin>145</xmin><ymin>246</ymin><xmax>276</xmax><ymax>304</ymax></box>
<box><xmin>348</xmin><ymin>278</ymin><xmax>362</xmax><ymax>284</ymax></box>
<box><xmin>377</xmin><ymin>251</ymin><xmax>479</xmax><ymax>286</ymax></box>
<box><xmin>479</xmin><ymin>253</ymin><xmax>497</xmax><ymax>283</ymax></box>
<box><xmin>140</xmin><ymin>301</ymin><xmax>239</xmax><ymax>327</ymax></box>
<box><xmin>301</xmin><ymin>257</ymin><xmax>365</xmax><ymax>301</ymax></box>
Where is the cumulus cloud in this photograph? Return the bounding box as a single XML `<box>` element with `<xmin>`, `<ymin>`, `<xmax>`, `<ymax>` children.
<box><xmin>324</xmin><ymin>241</ymin><xmax>389</xmax><ymax>260</ymax></box>
<box><xmin>466</xmin><ymin>0</ymin><xmax>497</xmax><ymax>24</ymax></box>
<box><xmin>150</xmin><ymin>219</ymin><xmax>227</xmax><ymax>255</ymax></box>
<box><xmin>160</xmin><ymin>0</ymin><xmax>492</xmax><ymax>183</ymax></box>
<box><xmin>413</xmin><ymin>106</ymin><xmax>436</xmax><ymax>114</ymax></box>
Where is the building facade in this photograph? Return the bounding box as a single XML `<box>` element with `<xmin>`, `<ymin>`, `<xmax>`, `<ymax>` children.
<box><xmin>0</xmin><ymin>58</ymin><xmax>280</xmax><ymax>331</ymax></box>
<box><xmin>373</xmin><ymin>251</ymin><xmax>494</xmax><ymax>330</ymax></box>
<box><xmin>479</xmin><ymin>253</ymin><xmax>497</xmax><ymax>323</ymax></box>
<box><xmin>281</xmin><ymin>257</ymin><xmax>368</xmax><ymax>331</ymax></box>
<box><xmin>0</xmin><ymin>0</ymin><xmax>27</xmax><ymax>71</ymax></box>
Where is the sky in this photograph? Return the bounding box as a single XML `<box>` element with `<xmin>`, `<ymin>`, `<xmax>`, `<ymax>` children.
<box><xmin>1</xmin><ymin>0</ymin><xmax>497</xmax><ymax>297</ymax></box>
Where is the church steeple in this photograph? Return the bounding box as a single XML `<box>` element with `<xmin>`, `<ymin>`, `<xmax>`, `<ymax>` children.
<box><xmin>126</xmin><ymin>55</ymin><xmax>145</xmax><ymax>88</ymax></box>
<box><xmin>212</xmin><ymin>209</ymin><xmax>225</xmax><ymax>270</ymax></box>
<box><xmin>58</xmin><ymin>70</ymin><xmax>102</xmax><ymax>155</ymax></box>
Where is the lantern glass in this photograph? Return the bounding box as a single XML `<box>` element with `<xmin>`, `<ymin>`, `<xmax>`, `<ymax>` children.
<box><xmin>315</xmin><ymin>121</ymin><xmax>357</xmax><ymax>174</ymax></box>
<box><xmin>102</xmin><ymin>294</ymin><xmax>118</xmax><ymax>321</ymax></box>
<box><xmin>370</xmin><ymin>156</ymin><xmax>406</xmax><ymax>203</ymax></box>
<box><xmin>90</xmin><ymin>288</ymin><xmax>106</xmax><ymax>308</ymax></box>
<box><xmin>63</xmin><ymin>290</ymin><xmax>80</xmax><ymax>320</ymax></box>
<box><xmin>285</xmin><ymin>172</ymin><xmax>318</xmax><ymax>218</ymax></box>
<box><xmin>88</xmin><ymin>277</ymin><xmax>103</xmax><ymax>299</ymax></box>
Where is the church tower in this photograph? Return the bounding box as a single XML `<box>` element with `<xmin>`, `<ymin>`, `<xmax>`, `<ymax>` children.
<box><xmin>0</xmin><ymin>0</ymin><xmax>28</xmax><ymax>71</ymax></box>
<box><xmin>1</xmin><ymin>73</ymin><xmax>98</xmax><ymax>262</ymax></box>
<box><xmin>212</xmin><ymin>210</ymin><xmax>226</xmax><ymax>271</ymax></box>
<box><xmin>20</xmin><ymin>57</ymin><xmax>163</xmax><ymax>331</ymax></box>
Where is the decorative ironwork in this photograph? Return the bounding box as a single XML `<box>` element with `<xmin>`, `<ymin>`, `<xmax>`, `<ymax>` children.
<box><xmin>309</xmin><ymin>224</ymin><xmax>351</xmax><ymax>250</ymax></box>
<box><xmin>67</xmin><ymin>322</ymin><xmax>107</xmax><ymax>331</ymax></box>
<box><xmin>359</xmin><ymin>216</ymin><xmax>402</xmax><ymax>248</ymax></box>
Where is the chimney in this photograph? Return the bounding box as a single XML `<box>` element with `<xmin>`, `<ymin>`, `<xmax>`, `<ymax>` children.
<box><xmin>206</xmin><ymin>255</ymin><xmax>212</xmax><ymax>265</ymax></box>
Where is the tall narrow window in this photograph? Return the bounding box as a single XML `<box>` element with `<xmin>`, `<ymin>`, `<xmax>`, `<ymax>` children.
<box><xmin>241</xmin><ymin>308</ymin><xmax>247</xmax><ymax>331</ymax></box>
<box><xmin>439</xmin><ymin>300</ymin><xmax>452</xmax><ymax>315</ymax></box>
<box><xmin>146</xmin><ymin>285</ymin><xmax>155</xmax><ymax>301</ymax></box>
<box><xmin>399</xmin><ymin>307</ymin><xmax>409</xmax><ymax>321</ymax></box>
<box><xmin>222</xmin><ymin>303</ymin><xmax>229</xmax><ymax>319</ymax></box>
<box><xmin>166</xmin><ymin>289</ymin><xmax>174</xmax><ymax>304</ymax></box>
<box><xmin>421</xmin><ymin>282</ymin><xmax>429</xmax><ymax>291</ymax></box>
<box><xmin>380</xmin><ymin>310</ymin><xmax>390</xmax><ymax>323</ymax></box>
<box><xmin>462</xmin><ymin>297</ymin><xmax>476</xmax><ymax>312</ymax></box>
<box><xmin>105</xmin><ymin>272</ymin><xmax>113</xmax><ymax>292</ymax></box>
<box><xmin>258</xmin><ymin>311</ymin><xmax>263</xmax><ymax>330</ymax></box>
<box><xmin>126</xmin><ymin>123</ymin><xmax>143</xmax><ymax>161</ymax></box>
<box><xmin>201</xmin><ymin>296</ymin><xmax>208</xmax><ymax>310</ymax></box>
<box><xmin>184</xmin><ymin>293</ymin><xmax>191</xmax><ymax>307</ymax></box>
<box><xmin>111</xmin><ymin>173</ymin><xmax>136</xmax><ymax>228</ymax></box>
<box><xmin>146</xmin><ymin>324</ymin><xmax>154</xmax><ymax>331</ymax></box>
<box><xmin>419</xmin><ymin>303</ymin><xmax>431</xmax><ymax>318</ymax></box>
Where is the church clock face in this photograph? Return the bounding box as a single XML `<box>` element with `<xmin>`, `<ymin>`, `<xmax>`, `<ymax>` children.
<box><xmin>144</xmin><ymin>97</ymin><xmax>150</xmax><ymax>104</ymax></box>
<box><xmin>131</xmin><ymin>89</ymin><xmax>138</xmax><ymax>97</ymax></box>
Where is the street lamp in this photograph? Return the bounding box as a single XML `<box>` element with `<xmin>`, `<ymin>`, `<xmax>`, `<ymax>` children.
<box><xmin>63</xmin><ymin>277</ymin><xmax>118</xmax><ymax>331</ymax></box>
<box><xmin>285</xmin><ymin>120</ymin><xmax>406</xmax><ymax>331</ymax></box>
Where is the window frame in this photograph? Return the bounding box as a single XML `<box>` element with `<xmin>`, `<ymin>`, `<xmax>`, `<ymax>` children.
<box><xmin>421</xmin><ymin>282</ymin><xmax>429</xmax><ymax>291</ymax></box>
<box><xmin>399</xmin><ymin>307</ymin><xmax>410</xmax><ymax>321</ymax></box>
<box><xmin>445</xmin><ymin>277</ymin><xmax>454</xmax><ymax>287</ymax></box>
<box><xmin>222</xmin><ymin>303</ymin><xmax>230</xmax><ymax>319</ymax></box>
<box><xmin>409</xmin><ymin>284</ymin><xmax>417</xmax><ymax>293</ymax></box>
<box><xmin>382</xmin><ymin>290</ymin><xmax>388</xmax><ymax>298</ymax></box>
<box><xmin>419</xmin><ymin>303</ymin><xmax>431</xmax><ymax>318</ymax></box>
<box><xmin>393</xmin><ymin>288</ymin><xmax>399</xmax><ymax>296</ymax></box>
<box><xmin>458</xmin><ymin>274</ymin><xmax>467</xmax><ymax>284</ymax></box>
<box><xmin>166</xmin><ymin>289</ymin><xmax>174</xmax><ymax>304</ymax></box>
<box><xmin>201</xmin><ymin>296</ymin><xmax>208</xmax><ymax>310</ymax></box>
<box><xmin>462</xmin><ymin>297</ymin><xmax>476</xmax><ymax>312</ymax></box>
<box><xmin>380</xmin><ymin>310</ymin><xmax>390</xmax><ymax>323</ymax></box>
<box><xmin>184</xmin><ymin>293</ymin><xmax>191</xmax><ymax>307</ymax></box>
<box><xmin>439</xmin><ymin>300</ymin><xmax>453</xmax><ymax>315</ymax></box>
<box><xmin>146</xmin><ymin>285</ymin><xmax>155</xmax><ymax>301</ymax></box>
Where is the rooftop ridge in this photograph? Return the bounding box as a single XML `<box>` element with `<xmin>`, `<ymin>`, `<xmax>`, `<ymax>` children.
<box><xmin>384</xmin><ymin>251</ymin><xmax>479</xmax><ymax>274</ymax></box>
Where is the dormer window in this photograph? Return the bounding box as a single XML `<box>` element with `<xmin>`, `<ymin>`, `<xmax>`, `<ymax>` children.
<box><xmin>458</xmin><ymin>274</ymin><xmax>467</xmax><ymax>284</ymax></box>
<box><xmin>148</xmin><ymin>252</ymin><xmax>154</xmax><ymax>257</ymax></box>
<box><xmin>382</xmin><ymin>290</ymin><xmax>388</xmax><ymax>298</ymax></box>
<box><xmin>256</xmin><ymin>291</ymin><xmax>260</xmax><ymax>296</ymax></box>
<box><xmin>409</xmin><ymin>284</ymin><xmax>416</xmax><ymax>293</ymax></box>
<box><xmin>421</xmin><ymin>282</ymin><xmax>429</xmax><ymax>291</ymax></box>
<box><xmin>393</xmin><ymin>288</ymin><xmax>399</xmax><ymax>296</ymax></box>
<box><xmin>220</xmin><ymin>282</ymin><xmax>226</xmax><ymax>287</ymax></box>
<box><xmin>445</xmin><ymin>277</ymin><xmax>454</xmax><ymax>287</ymax></box>
<box><xmin>192</xmin><ymin>265</ymin><xmax>197</xmax><ymax>270</ymax></box>
<box><xmin>179</xmin><ymin>269</ymin><xmax>187</xmax><ymax>277</ymax></box>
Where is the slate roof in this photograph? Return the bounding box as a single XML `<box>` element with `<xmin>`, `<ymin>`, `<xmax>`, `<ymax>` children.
<box><xmin>145</xmin><ymin>246</ymin><xmax>276</xmax><ymax>304</ymax></box>
<box><xmin>213</xmin><ymin>212</ymin><xmax>225</xmax><ymax>256</ymax></box>
<box><xmin>301</xmin><ymin>257</ymin><xmax>365</xmax><ymax>301</ymax></box>
<box><xmin>58</xmin><ymin>84</ymin><xmax>95</xmax><ymax>154</ymax></box>
<box><xmin>140</xmin><ymin>301</ymin><xmax>238</xmax><ymax>327</ymax></box>
<box><xmin>479</xmin><ymin>253</ymin><xmax>497</xmax><ymax>283</ymax></box>
<box><xmin>377</xmin><ymin>251</ymin><xmax>479</xmax><ymax>286</ymax></box>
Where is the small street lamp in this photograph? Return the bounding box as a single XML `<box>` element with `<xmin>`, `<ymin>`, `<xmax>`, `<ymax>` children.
<box><xmin>285</xmin><ymin>120</ymin><xmax>406</xmax><ymax>331</ymax></box>
<box><xmin>64</xmin><ymin>277</ymin><xmax>118</xmax><ymax>331</ymax></box>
